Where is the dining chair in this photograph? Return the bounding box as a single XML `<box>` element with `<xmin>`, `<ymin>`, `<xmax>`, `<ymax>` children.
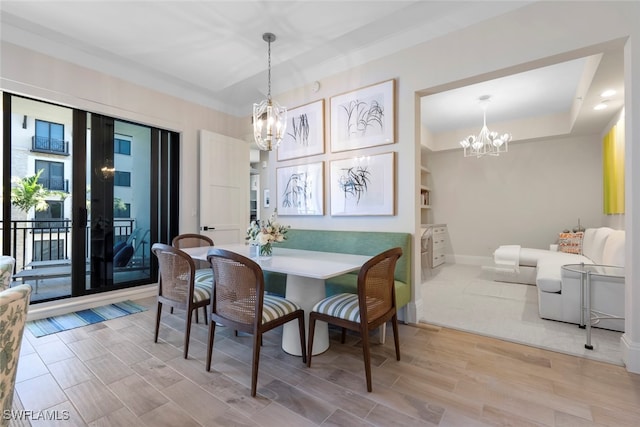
<box><xmin>205</xmin><ymin>248</ymin><xmax>306</xmax><ymax>397</ymax></box>
<box><xmin>171</xmin><ymin>233</ymin><xmax>214</xmax><ymax>323</ymax></box>
<box><xmin>307</xmin><ymin>247</ymin><xmax>403</xmax><ymax>392</ymax></box>
<box><xmin>0</xmin><ymin>284</ymin><xmax>31</xmax><ymax>416</ymax></box>
<box><xmin>151</xmin><ymin>243</ymin><xmax>212</xmax><ymax>359</ymax></box>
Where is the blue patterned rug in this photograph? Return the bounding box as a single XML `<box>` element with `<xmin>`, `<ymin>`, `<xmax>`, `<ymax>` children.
<box><xmin>26</xmin><ymin>300</ymin><xmax>148</xmax><ymax>337</ymax></box>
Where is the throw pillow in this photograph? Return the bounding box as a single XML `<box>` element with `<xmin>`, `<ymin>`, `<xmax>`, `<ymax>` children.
<box><xmin>558</xmin><ymin>232</ymin><xmax>584</xmax><ymax>254</ymax></box>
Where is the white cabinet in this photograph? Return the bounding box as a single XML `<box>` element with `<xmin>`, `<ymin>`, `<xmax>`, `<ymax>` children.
<box><xmin>421</xmin><ymin>224</ymin><xmax>447</xmax><ymax>269</ymax></box>
<box><xmin>431</xmin><ymin>225</ymin><xmax>447</xmax><ymax>267</ymax></box>
<box><xmin>419</xmin><ymin>148</ymin><xmax>446</xmax><ymax>268</ymax></box>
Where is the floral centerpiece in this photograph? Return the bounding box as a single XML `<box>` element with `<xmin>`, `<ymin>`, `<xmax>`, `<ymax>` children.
<box><xmin>246</xmin><ymin>210</ymin><xmax>289</xmax><ymax>257</ymax></box>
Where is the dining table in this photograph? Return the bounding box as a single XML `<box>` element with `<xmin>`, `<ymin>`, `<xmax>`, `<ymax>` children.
<box><xmin>181</xmin><ymin>243</ymin><xmax>372</xmax><ymax>356</ymax></box>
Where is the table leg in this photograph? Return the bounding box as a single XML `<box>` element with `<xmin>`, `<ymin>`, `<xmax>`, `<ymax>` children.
<box><xmin>579</xmin><ymin>267</ymin><xmax>585</xmax><ymax>328</ymax></box>
<box><xmin>585</xmin><ymin>271</ymin><xmax>593</xmax><ymax>350</ymax></box>
<box><xmin>282</xmin><ymin>274</ymin><xmax>329</xmax><ymax>356</ymax></box>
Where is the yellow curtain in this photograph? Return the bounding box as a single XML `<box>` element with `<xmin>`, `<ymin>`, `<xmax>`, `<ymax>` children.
<box><xmin>603</xmin><ymin>121</ymin><xmax>625</xmax><ymax>214</ymax></box>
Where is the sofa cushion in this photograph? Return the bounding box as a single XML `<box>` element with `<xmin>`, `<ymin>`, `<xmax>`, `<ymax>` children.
<box><xmin>582</xmin><ymin>227</ymin><xmax>614</xmax><ymax>264</ymax></box>
<box><xmin>602</xmin><ymin>230</ymin><xmax>625</xmax><ymax>266</ymax></box>
<box><xmin>263</xmin><ymin>271</ymin><xmax>286</xmax><ymax>296</ymax></box>
<box><xmin>536</xmin><ymin>252</ymin><xmax>591</xmax><ymax>293</ymax></box>
<box><xmin>519</xmin><ymin>248</ymin><xmax>555</xmax><ymax>267</ymax></box>
<box><xmin>278</xmin><ymin>229</ymin><xmax>411</xmax><ymax>287</ymax></box>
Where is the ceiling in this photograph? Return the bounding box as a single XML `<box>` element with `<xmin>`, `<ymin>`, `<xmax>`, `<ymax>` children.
<box><xmin>0</xmin><ymin>1</ymin><xmax>625</xmax><ymax>144</ymax></box>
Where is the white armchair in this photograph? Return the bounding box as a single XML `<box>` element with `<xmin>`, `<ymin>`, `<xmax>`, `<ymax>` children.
<box><xmin>0</xmin><ymin>256</ymin><xmax>14</xmax><ymax>291</ymax></box>
<box><xmin>0</xmin><ymin>284</ymin><xmax>32</xmax><ymax>417</ymax></box>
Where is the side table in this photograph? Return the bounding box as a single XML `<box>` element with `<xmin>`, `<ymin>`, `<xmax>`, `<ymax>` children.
<box><xmin>561</xmin><ymin>263</ymin><xmax>625</xmax><ymax>350</ymax></box>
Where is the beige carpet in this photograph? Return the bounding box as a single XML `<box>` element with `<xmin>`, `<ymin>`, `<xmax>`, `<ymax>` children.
<box><xmin>420</xmin><ymin>263</ymin><xmax>624</xmax><ymax>366</ymax></box>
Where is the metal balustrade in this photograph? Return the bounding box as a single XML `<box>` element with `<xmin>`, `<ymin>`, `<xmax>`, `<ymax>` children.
<box><xmin>1</xmin><ymin>218</ymin><xmax>136</xmax><ymax>273</ymax></box>
<box><xmin>31</xmin><ymin>135</ymin><xmax>69</xmax><ymax>155</ymax></box>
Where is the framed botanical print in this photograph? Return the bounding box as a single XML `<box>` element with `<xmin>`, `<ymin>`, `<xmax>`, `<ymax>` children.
<box><xmin>276</xmin><ymin>161</ymin><xmax>324</xmax><ymax>216</ymax></box>
<box><xmin>330</xmin><ymin>152</ymin><xmax>395</xmax><ymax>216</ymax></box>
<box><xmin>330</xmin><ymin>79</ymin><xmax>396</xmax><ymax>153</ymax></box>
<box><xmin>277</xmin><ymin>99</ymin><xmax>325</xmax><ymax>161</ymax></box>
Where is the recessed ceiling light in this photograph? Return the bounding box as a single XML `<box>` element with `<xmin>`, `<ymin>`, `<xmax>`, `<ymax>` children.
<box><xmin>594</xmin><ymin>102</ymin><xmax>608</xmax><ymax>110</ymax></box>
<box><xmin>601</xmin><ymin>89</ymin><xmax>616</xmax><ymax>97</ymax></box>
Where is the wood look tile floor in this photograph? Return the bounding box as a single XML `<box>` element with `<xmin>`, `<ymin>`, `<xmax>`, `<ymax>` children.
<box><xmin>12</xmin><ymin>296</ymin><xmax>640</xmax><ymax>427</ymax></box>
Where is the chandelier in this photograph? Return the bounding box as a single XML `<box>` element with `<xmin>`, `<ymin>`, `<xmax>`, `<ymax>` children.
<box><xmin>253</xmin><ymin>32</ymin><xmax>287</xmax><ymax>151</ymax></box>
<box><xmin>459</xmin><ymin>95</ymin><xmax>511</xmax><ymax>158</ymax></box>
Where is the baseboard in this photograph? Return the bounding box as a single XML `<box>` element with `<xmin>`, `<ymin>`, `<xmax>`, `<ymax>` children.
<box><xmin>406</xmin><ymin>298</ymin><xmax>422</xmax><ymax>324</ymax></box>
<box><xmin>621</xmin><ymin>333</ymin><xmax>640</xmax><ymax>374</ymax></box>
<box><xmin>27</xmin><ymin>284</ymin><xmax>157</xmax><ymax>321</ymax></box>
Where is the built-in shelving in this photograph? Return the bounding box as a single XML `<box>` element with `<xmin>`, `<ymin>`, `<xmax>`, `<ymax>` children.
<box><xmin>250</xmin><ymin>173</ymin><xmax>259</xmax><ymax>222</ymax></box>
<box><xmin>419</xmin><ymin>149</ymin><xmax>432</xmax><ymax>223</ymax></box>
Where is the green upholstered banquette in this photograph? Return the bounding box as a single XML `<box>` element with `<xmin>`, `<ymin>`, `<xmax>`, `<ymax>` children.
<box><xmin>262</xmin><ymin>229</ymin><xmax>411</xmax><ymax>309</ymax></box>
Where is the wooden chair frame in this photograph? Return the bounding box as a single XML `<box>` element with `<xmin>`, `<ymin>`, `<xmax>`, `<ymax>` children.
<box><xmin>307</xmin><ymin>247</ymin><xmax>403</xmax><ymax>392</ymax></box>
<box><xmin>206</xmin><ymin>248</ymin><xmax>306</xmax><ymax>397</ymax></box>
<box><xmin>151</xmin><ymin>243</ymin><xmax>211</xmax><ymax>359</ymax></box>
<box><xmin>171</xmin><ymin>233</ymin><xmax>214</xmax><ymax>323</ymax></box>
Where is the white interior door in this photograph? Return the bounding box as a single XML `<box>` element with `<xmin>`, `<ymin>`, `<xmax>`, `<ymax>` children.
<box><xmin>199</xmin><ymin>130</ymin><xmax>249</xmax><ymax>244</ymax></box>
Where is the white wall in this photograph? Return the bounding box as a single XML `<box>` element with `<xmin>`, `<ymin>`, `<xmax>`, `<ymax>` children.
<box><xmin>429</xmin><ymin>134</ymin><xmax>603</xmax><ymax>263</ymax></box>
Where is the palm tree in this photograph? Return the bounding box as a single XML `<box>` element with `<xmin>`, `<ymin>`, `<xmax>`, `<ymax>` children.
<box><xmin>10</xmin><ymin>169</ymin><xmax>66</xmax><ymax>213</ymax></box>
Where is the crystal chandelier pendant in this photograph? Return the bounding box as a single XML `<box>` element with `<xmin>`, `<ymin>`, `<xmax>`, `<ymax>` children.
<box><xmin>253</xmin><ymin>33</ymin><xmax>287</xmax><ymax>151</ymax></box>
<box><xmin>253</xmin><ymin>99</ymin><xmax>287</xmax><ymax>151</ymax></box>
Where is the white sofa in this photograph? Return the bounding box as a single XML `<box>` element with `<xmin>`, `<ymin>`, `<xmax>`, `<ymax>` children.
<box><xmin>493</xmin><ymin>227</ymin><xmax>625</xmax><ymax>331</ymax></box>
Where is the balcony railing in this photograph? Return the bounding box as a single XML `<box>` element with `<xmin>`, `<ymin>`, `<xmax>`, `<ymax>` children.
<box><xmin>2</xmin><ymin>218</ymin><xmax>136</xmax><ymax>272</ymax></box>
<box><xmin>37</xmin><ymin>177</ymin><xmax>70</xmax><ymax>193</ymax></box>
<box><xmin>31</xmin><ymin>135</ymin><xmax>70</xmax><ymax>155</ymax></box>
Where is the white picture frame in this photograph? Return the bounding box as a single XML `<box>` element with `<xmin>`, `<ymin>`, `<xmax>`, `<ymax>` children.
<box><xmin>330</xmin><ymin>79</ymin><xmax>396</xmax><ymax>153</ymax></box>
<box><xmin>330</xmin><ymin>152</ymin><xmax>395</xmax><ymax>216</ymax></box>
<box><xmin>276</xmin><ymin>161</ymin><xmax>324</xmax><ymax>216</ymax></box>
<box><xmin>263</xmin><ymin>189</ymin><xmax>270</xmax><ymax>208</ymax></box>
<box><xmin>277</xmin><ymin>99</ymin><xmax>325</xmax><ymax>161</ymax></box>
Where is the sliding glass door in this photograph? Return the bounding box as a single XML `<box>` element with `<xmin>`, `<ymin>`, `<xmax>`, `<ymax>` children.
<box><xmin>2</xmin><ymin>92</ymin><xmax>177</xmax><ymax>303</ymax></box>
<box><xmin>83</xmin><ymin>115</ymin><xmax>152</xmax><ymax>292</ymax></box>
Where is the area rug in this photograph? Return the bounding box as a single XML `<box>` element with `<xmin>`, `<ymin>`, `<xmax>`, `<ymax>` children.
<box><xmin>26</xmin><ymin>300</ymin><xmax>147</xmax><ymax>337</ymax></box>
<box><xmin>420</xmin><ymin>264</ymin><xmax>624</xmax><ymax>366</ymax></box>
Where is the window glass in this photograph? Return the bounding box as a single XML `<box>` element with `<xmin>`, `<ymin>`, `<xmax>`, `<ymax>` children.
<box><xmin>114</xmin><ymin>171</ymin><xmax>131</xmax><ymax>187</ymax></box>
<box><xmin>114</xmin><ymin>202</ymin><xmax>131</xmax><ymax>218</ymax></box>
<box><xmin>114</xmin><ymin>138</ymin><xmax>131</xmax><ymax>155</ymax></box>
<box><xmin>34</xmin><ymin>200</ymin><xmax>64</xmax><ymax>228</ymax></box>
<box><xmin>35</xmin><ymin>119</ymin><xmax>66</xmax><ymax>153</ymax></box>
<box><xmin>35</xmin><ymin>159</ymin><xmax>66</xmax><ymax>191</ymax></box>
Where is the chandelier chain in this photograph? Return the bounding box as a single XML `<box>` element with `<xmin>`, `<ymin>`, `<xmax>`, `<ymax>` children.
<box><xmin>267</xmin><ymin>38</ymin><xmax>272</xmax><ymax>102</ymax></box>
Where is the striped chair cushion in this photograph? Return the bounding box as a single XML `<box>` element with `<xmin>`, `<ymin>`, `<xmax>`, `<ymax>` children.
<box><xmin>193</xmin><ymin>269</ymin><xmax>213</xmax><ymax>303</ymax></box>
<box><xmin>312</xmin><ymin>293</ymin><xmax>360</xmax><ymax>322</ymax></box>
<box><xmin>192</xmin><ymin>283</ymin><xmax>212</xmax><ymax>303</ymax></box>
<box><xmin>262</xmin><ymin>295</ymin><xmax>300</xmax><ymax>324</ymax></box>
<box><xmin>194</xmin><ymin>268</ymin><xmax>213</xmax><ymax>286</ymax></box>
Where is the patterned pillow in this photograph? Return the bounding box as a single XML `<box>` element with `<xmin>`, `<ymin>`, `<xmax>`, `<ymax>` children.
<box><xmin>558</xmin><ymin>232</ymin><xmax>584</xmax><ymax>254</ymax></box>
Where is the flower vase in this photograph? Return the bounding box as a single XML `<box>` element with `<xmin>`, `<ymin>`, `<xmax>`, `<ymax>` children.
<box><xmin>259</xmin><ymin>243</ymin><xmax>273</xmax><ymax>259</ymax></box>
